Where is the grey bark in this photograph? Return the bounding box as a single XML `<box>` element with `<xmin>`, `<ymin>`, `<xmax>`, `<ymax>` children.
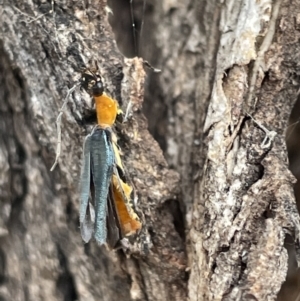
<box><xmin>0</xmin><ymin>0</ymin><xmax>300</xmax><ymax>301</ymax></box>
<box><xmin>136</xmin><ymin>0</ymin><xmax>300</xmax><ymax>300</ymax></box>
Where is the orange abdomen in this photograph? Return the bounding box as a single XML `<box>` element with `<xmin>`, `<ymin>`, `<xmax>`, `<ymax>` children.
<box><xmin>94</xmin><ymin>93</ymin><xmax>118</xmax><ymax>128</ymax></box>
<box><xmin>112</xmin><ymin>175</ymin><xmax>142</xmax><ymax>235</ymax></box>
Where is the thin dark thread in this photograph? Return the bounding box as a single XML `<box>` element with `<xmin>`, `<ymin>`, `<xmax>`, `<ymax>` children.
<box><xmin>138</xmin><ymin>0</ymin><xmax>147</xmax><ymax>56</ymax></box>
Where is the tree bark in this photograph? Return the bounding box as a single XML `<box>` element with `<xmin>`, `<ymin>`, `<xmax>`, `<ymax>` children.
<box><xmin>0</xmin><ymin>0</ymin><xmax>300</xmax><ymax>301</ymax></box>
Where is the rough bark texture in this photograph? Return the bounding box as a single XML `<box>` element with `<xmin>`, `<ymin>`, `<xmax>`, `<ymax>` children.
<box><xmin>136</xmin><ymin>0</ymin><xmax>300</xmax><ymax>300</ymax></box>
<box><xmin>1</xmin><ymin>0</ymin><xmax>300</xmax><ymax>301</ymax></box>
<box><xmin>0</xmin><ymin>1</ymin><xmax>184</xmax><ymax>300</ymax></box>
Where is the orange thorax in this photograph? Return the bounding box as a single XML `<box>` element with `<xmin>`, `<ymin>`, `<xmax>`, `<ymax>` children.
<box><xmin>95</xmin><ymin>93</ymin><xmax>118</xmax><ymax>128</ymax></box>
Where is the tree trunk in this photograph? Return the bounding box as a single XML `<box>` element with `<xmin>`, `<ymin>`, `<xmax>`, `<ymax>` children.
<box><xmin>0</xmin><ymin>0</ymin><xmax>300</xmax><ymax>301</ymax></box>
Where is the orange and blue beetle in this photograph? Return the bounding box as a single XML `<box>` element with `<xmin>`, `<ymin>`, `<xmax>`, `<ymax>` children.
<box><xmin>79</xmin><ymin>66</ymin><xmax>142</xmax><ymax>248</ymax></box>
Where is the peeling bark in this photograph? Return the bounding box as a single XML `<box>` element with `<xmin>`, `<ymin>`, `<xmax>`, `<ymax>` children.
<box><xmin>1</xmin><ymin>0</ymin><xmax>300</xmax><ymax>301</ymax></box>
